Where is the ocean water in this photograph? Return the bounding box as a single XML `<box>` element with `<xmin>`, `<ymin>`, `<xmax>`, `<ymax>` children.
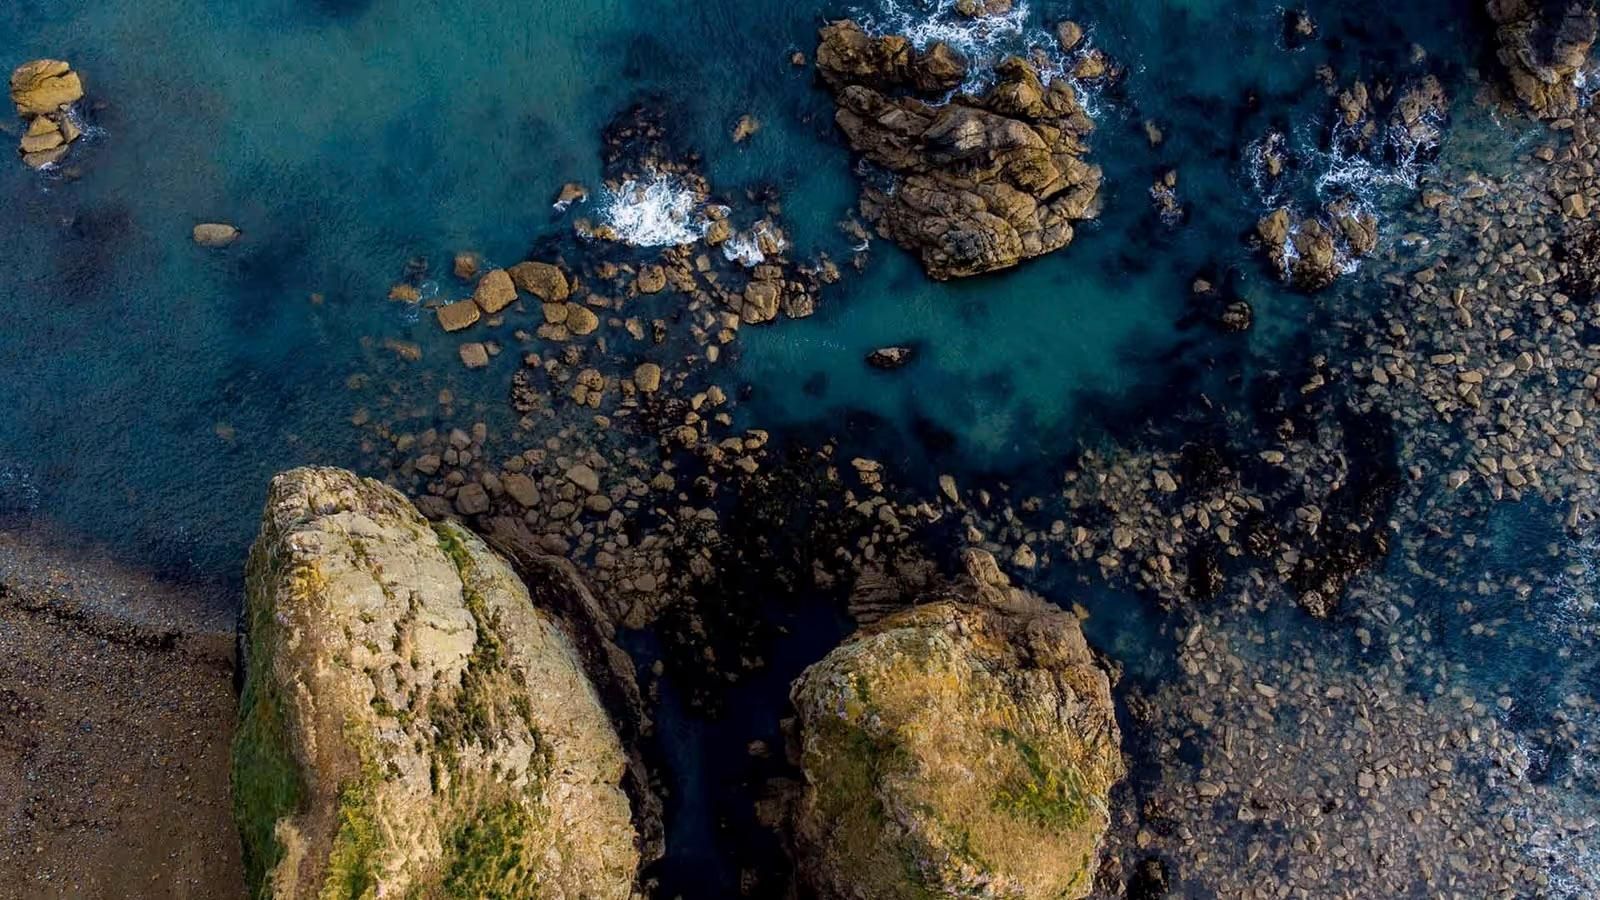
<box><xmin>5</xmin><ymin>0</ymin><xmax>1599</xmax><ymax>895</ymax></box>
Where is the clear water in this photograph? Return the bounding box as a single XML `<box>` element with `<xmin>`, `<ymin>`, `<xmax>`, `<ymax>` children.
<box><xmin>4</xmin><ymin>0</ymin><xmax>1596</xmax><ymax>894</ymax></box>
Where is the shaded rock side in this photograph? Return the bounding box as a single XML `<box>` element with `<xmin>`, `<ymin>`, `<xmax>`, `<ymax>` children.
<box><xmin>1488</xmin><ymin>0</ymin><xmax>1599</xmax><ymax>119</ymax></box>
<box><xmin>787</xmin><ymin>549</ymin><xmax>1125</xmax><ymax>900</ymax></box>
<box><xmin>816</xmin><ymin>20</ymin><xmax>1103</xmax><ymax>280</ymax></box>
<box><xmin>232</xmin><ymin>466</ymin><xmax>640</xmax><ymax>899</ymax></box>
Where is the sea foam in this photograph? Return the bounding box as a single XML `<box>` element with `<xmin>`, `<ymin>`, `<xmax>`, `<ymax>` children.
<box><xmin>599</xmin><ymin>172</ymin><xmax>708</xmax><ymax>247</ymax></box>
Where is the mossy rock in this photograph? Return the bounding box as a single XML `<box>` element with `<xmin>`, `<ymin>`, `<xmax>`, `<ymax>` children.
<box><xmin>232</xmin><ymin>467</ymin><xmax>640</xmax><ymax>899</ymax></box>
<box><xmin>789</xmin><ymin>550</ymin><xmax>1125</xmax><ymax>899</ymax></box>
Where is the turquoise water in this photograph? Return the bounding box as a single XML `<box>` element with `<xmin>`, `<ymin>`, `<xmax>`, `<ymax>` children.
<box><xmin>7</xmin><ymin>0</ymin><xmax>1599</xmax><ymax>894</ymax></box>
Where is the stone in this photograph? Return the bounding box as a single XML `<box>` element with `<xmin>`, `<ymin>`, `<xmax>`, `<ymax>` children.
<box><xmin>633</xmin><ymin>362</ymin><xmax>662</xmax><ymax>393</ymax></box>
<box><xmin>454</xmin><ymin>481</ymin><xmax>490</xmax><ymax>514</ymax></box>
<box><xmin>453</xmin><ymin>251</ymin><xmax>480</xmax><ymax>280</ymax></box>
<box><xmin>816</xmin><ymin>21</ymin><xmax>1103</xmax><ymax>279</ymax></box>
<box><xmin>436</xmin><ymin>299</ymin><xmax>481</xmax><ymax>332</ymax></box>
<box><xmin>473</xmin><ymin>268</ymin><xmax>518</xmax><ymax>313</ymax></box>
<box><xmin>502</xmin><ymin>473</ymin><xmax>540</xmax><ymax>508</ymax></box>
<box><xmin>1487</xmin><ymin>0</ymin><xmax>1599</xmax><ymax>119</ymax></box>
<box><xmin>742</xmin><ymin>281</ymin><xmax>781</xmax><ymax>324</ymax></box>
<box><xmin>458</xmin><ymin>342</ymin><xmax>490</xmax><ymax>369</ymax></box>
<box><xmin>566</xmin><ymin>463</ymin><xmax>601</xmax><ymax>493</ymax></box>
<box><xmin>567</xmin><ymin>304</ymin><xmax>600</xmax><ymax>336</ymax></box>
<box><xmin>10</xmin><ymin>60</ymin><xmax>83</xmax><ymax>117</ymax></box>
<box><xmin>732</xmin><ymin>114</ymin><xmax>761</xmax><ymax>143</ymax></box>
<box><xmin>635</xmin><ymin>265</ymin><xmax>667</xmax><ymax>294</ymax></box>
<box><xmin>192</xmin><ymin>223</ymin><xmax>241</xmax><ymax>248</ymax></box>
<box><xmin>232</xmin><ymin>468</ymin><xmax>639</xmax><ymax>899</ymax></box>
<box><xmin>509</xmin><ymin>261</ymin><xmax>570</xmax><ymax>302</ymax></box>
<box><xmin>866</xmin><ymin>346</ymin><xmax>915</xmax><ymax>369</ymax></box>
<box><xmin>786</xmin><ymin>550</ymin><xmax>1123</xmax><ymax>899</ymax></box>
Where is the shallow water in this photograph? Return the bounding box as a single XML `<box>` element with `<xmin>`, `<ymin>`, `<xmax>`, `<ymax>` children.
<box><xmin>4</xmin><ymin>0</ymin><xmax>1598</xmax><ymax>894</ymax></box>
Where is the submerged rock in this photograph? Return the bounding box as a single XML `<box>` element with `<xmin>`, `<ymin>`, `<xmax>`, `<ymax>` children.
<box><xmin>865</xmin><ymin>345</ymin><xmax>916</xmax><ymax>369</ymax></box>
<box><xmin>232</xmin><ymin>467</ymin><xmax>640</xmax><ymax>899</ymax></box>
<box><xmin>192</xmin><ymin>222</ymin><xmax>241</xmax><ymax>248</ymax></box>
<box><xmin>786</xmin><ymin>549</ymin><xmax>1124</xmax><ymax>900</ymax></box>
<box><xmin>816</xmin><ymin>20</ymin><xmax>1103</xmax><ymax>280</ymax></box>
<box><xmin>1487</xmin><ymin>0</ymin><xmax>1599</xmax><ymax>118</ymax></box>
<box><xmin>11</xmin><ymin>59</ymin><xmax>85</xmax><ymax>169</ymax></box>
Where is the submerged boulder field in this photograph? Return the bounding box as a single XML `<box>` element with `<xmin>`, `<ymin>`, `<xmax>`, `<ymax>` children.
<box><xmin>815</xmin><ymin>20</ymin><xmax>1103</xmax><ymax>280</ymax></box>
<box><xmin>784</xmin><ymin>549</ymin><xmax>1125</xmax><ymax>900</ymax></box>
<box><xmin>232</xmin><ymin>467</ymin><xmax>641</xmax><ymax>899</ymax></box>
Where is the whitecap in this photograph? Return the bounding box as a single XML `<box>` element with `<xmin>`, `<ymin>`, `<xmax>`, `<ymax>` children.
<box><xmin>721</xmin><ymin>220</ymin><xmax>785</xmax><ymax>267</ymax></box>
<box><xmin>598</xmin><ymin>172</ymin><xmax>709</xmax><ymax>247</ymax></box>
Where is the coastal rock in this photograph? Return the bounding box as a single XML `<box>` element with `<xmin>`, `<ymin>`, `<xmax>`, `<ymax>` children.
<box><xmin>472</xmin><ymin>268</ymin><xmax>517</xmax><ymax>314</ymax></box>
<box><xmin>1256</xmin><ymin>202</ymin><xmax>1376</xmax><ymax>292</ymax></box>
<box><xmin>866</xmin><ymin>346</ymin><xmax>916</xmax><ymax>369</ymax></box>
<box><xmin>787</xmin><ymin>549</ymin><xmax>1124</xmax><ymax>899</ymax></box>
<box><xmin>509</xmin><ymin>261</ymin><xmax>570</xmax><ymax>303</ymax></box>
<box><xmin>816</xmin><ymin>20</ymin><xmax>1103</xmax><ymax>280</ymax></box>
<box><xmin>436</xmin><ymin>298</ymin><xmax>481</xmax><ymax>332</ymax></box>
<box><xmin>1487</xmin><ymin>0</ymin><xmax>1599</xmax><ymax>118</ymax></box>
<box><xmin>232</xmin><ymin>467</ymin><xmax>640</xmax><ymax>899</ymax></box>
<box><xmin>193</xmin><ymin>223</ymin><xmax>241</xmax><ymax>248</ymax></box>
<box><xmin>10</xmin><ymin>59</ymin><xmax>83</xmax><ymax>117</ymax></box>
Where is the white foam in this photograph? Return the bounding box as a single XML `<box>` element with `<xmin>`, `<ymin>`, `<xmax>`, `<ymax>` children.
<box><xmin>598</xmin><ymin>172</ymin><xmax>708</xmax><ymax>247</ymax></box>
<box><xmin>0</xmin><ymin>462</ymin><xmax>40</xmax><ymax>513</ymax></box>
<box><xmin>721</xmin><ymin>220</ymin><xmax>785</xmax><ymax>267</ymax></box>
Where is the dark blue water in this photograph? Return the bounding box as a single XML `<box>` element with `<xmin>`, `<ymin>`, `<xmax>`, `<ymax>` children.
<box><xmin>6</xmin><ymin>0</ymin><xmax>1598</xmax><ymax>894</ymax></box>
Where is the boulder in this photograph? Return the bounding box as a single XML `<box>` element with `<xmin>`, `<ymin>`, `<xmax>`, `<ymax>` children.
<box><xmin>472</xmin><ymin>268</ymin><xmax>517</xmax><ymax>314</ymax></box>
<box><xmin>436</xmin><ymin>299</ymin><xmax>481</xmax><ymax>332</ymax></box>
<box><xmin>633</xmin><ymin>362</ymin><xmax>663</xmax><ymax>393</ymax></box>
<box><xmin>232</xmin><ymin>467</ymin><xmax>640</xmax><ymax>899</ymax></box>
<box><xmin>786</xmin><ymin>549</ymin><xmax>1124</xmax><ymax>899</ymax></box>
<box><xmin>566</xmin><ymin>304</ymin><xmax>600</xmax><ymax>335</ymax></box>
<box><xmin>866</xmin><ymin>346</ymin><xmax>916</xmax><ymax>369</ymax></box>
<box><xmin>509</xmin><ymin>261</ymin><xmax>570</xmax><ymax>302</ymax></box>
<box><xmin>816</xmin><ymin>21</ymin><xmax>1102</xmax><ymax>280</ymax></box>
<box><xmin>10</xmin><ymin>59</ymin><xmax>83</xmax><ymax>117</ymax></box>
<box><xmin>1256</xmin><ymin>202</ymin><xmax>1376</xmax><ymax>292</ymax></box>
<box><xmin>193</xmin><ymin>223</ymin><xmax>241</xmax><ymax>248</ymax></box>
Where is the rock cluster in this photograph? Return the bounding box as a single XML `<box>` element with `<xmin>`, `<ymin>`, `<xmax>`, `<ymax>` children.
<box><xmin>232</xmin><ymin>467</ymin><xmax>641</xmax><ymax>899</ymax></box>
<box><xmin>1256</xmin><ymin>200</ymin><xmax>1377</xmax><ymax>292</ymax></box>
<box><xmin>815</xmin><ymin>20</ymin><xmax>1103</xmax><ymax>280</ymax></box>
<box><xmin>786</xmin><ymin>549</ymin><xmax>1124</xmax><ymax>900</ymax></box>
<box><xmin>9</xmin><ymin>59</ymin><xmax>85</xmax><ymax>169</ymax></box>
<box><xmin>1487</xmin><ymin>0</ymin><xmax>1599</xmax><ymax>119</ymax></box>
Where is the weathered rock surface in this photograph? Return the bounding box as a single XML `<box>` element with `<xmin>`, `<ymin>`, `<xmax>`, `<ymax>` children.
<box><xmin>232</xmin><ymin>467</ymin><xmax>640</xmax><ymax>899</ymax></box>
<box><xmin>816</xmin><ymin>20</ymin><xmax>1103</xmax><ymax>280</ymax></box>
<box><xmin>1488</xmin><ymin>0</ymin><xmax>1599</xmax><ymax>118</ymax></box>
<box><xmin>1256</xmin><ymin>199</ymin><xmax>1376</xmax><ymax>292</ymax></box>
<box><xmin>193</xmin><ymin>223</ymin><xmax>242</xmax><ymax>248</ymax></box>
<box><xmin>786</xmin><ymin>549</ymin><xmax>1124</xmax><ymax>900</ymax></box>
<box><xmin>11</xmin><ymin>59</ymin><xmax>85</xmax><ymax>169</ymax></box>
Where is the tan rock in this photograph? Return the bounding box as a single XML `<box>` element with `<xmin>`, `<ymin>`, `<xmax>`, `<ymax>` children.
<box><xmin>10</xmin><ymin>60</ymin><xmax>83</xmax><ymax>117</ymax></box>
<box><xmin>473</xmin><ymin>268</ymin><xmax>518</xmax><ymax>313</ymax></box>
<box><xmin>635</xmin><ymin>265</ymin><xmax>667</xmax><ymax>294</ymax></box>
<box><xmin>633</xmin><ymin>362</ymin><xmax>662</xmax><ymax>393</ymax></box>
<box><xmin>452</xmin><ymin>251</ymin><xmax>480</xmax><ymax>280</ymax></box>
<box><xmin>436</xmin><ymin>299</ymin><xmax>481</xmax><ymax>332</ymax></box>
<box><xmin>509</xmin><ymin>261</ymin><xmax>570</xmax><ymax>302</ymax></box>
<box><xmin>458</xmin><ymin>342</ymin><xmax>490</xmax><ymax>369</ymax></box>
<box><xmin>192</xmin><ymin>223</ymin><xmax>241</xmax><ymax>248</ymax></box>
<box><xmin>567</xmin><ymin>305</ymin><xmax>600</xmax><ymax>336</ymax></box>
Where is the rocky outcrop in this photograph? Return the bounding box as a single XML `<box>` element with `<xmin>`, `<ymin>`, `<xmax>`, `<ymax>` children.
<box><xmin>232</xmin><ymin>467</ymin><xmax>641</xmax><ymax>899</ymax></box>
<box><xmin>816</xmin><ymin>20</ymin><xmax>1103</xmax><ymax>280</ymax></box>
<box><xmin>1256</xmin><ymin>199</ymin><xmax>1377</xmax><ymax>292</ymax></box>
<box><xmin>9</xmin><ymin>60</ymin><xmax>85</xmax><ymax>169</ymax></box>
<box><xmin>1487</xmin><ymin>0</ymin><xmax>1599</xmax><ymax>118</ymax></box>
<box><xmin>785</xmin><ymin>549</ymin><xmax>1125</xmax><ymax>900</ymax></box>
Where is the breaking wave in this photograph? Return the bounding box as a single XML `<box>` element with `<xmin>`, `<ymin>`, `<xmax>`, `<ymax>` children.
<box><xmin>598</xmin><ymin>172</ymin><xmax>708</xmax><ymax>247</ymax></box>
<box><xmin>721</xmin><ymin>220</ymin><xmax>785</xmax><ymax>267</ymax></box>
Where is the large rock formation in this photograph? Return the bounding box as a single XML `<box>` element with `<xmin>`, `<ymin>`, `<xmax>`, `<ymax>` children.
<box><xmin>786</xmin><ymin>549</ymin><xmax>1125</xmax><ymax>899</ymax></box>
<box><xmin>815</xmin><ymin>20</ymin><xmax>1103</xmax><ymax>280</ymax></box>
<box><xmin>9</xmin><ymin>59</ymin><xmax>86</xmax><ymax>169</ymax></box>
<box><xmin>1487</xmin><ymin>0</ymin><xmax>1599</xmax><ymax>119</ymax></box>
<box><xmin>1256</xmin><ymin>199</ymin><xmax>1377</xmax><ymax>292</ymax></box>
<box><xmin>232</xmin><ymin>467</ymin><xmax>641</xmax><ymax>899</ymax></box>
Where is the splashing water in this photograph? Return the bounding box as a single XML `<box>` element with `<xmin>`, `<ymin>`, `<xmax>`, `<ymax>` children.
<box><xmin>721</xmin><ymin>220</ymin><xmax>785</xmax><ymax>267</ymax></box>
<box><xmin>599</xmin><ymin>172</ymin><xmax>708</xmax><ymax>247</ymax></box>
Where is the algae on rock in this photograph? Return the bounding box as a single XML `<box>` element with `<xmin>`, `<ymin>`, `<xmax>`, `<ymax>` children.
<box><xmin>786</xmin><ymin>549</ymin><xmax>1125</xmax><ymax>900</ymax></box>
<box><xmin>232</xmin><ymin>466</ymin><xmax>640</xmax><ymax>899</ymax></box>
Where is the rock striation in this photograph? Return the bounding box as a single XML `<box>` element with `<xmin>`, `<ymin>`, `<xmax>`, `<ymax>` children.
<box><xmin>785</xmin><ymin>549</ymin><xmax>1124</xmax><ymax>900</ymax></box>
<box><xmin>1487</xmin><ymin>0</ymin><xmax>1599</xmax><ymax>119</ymax></box>
<box><xmin>9</xmin><ymin>59</ymin><xmax>85</xmax><ymax>169</ymax></box>
<box><xmin>815</xmin><ymin>20</ymin><xmax>1103</xmax><ymax>280</ymax></box>
<box><xmin>232</xmin><ymin>467</ymin><xmax>641</xmax><ymax>899</ymax></box>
